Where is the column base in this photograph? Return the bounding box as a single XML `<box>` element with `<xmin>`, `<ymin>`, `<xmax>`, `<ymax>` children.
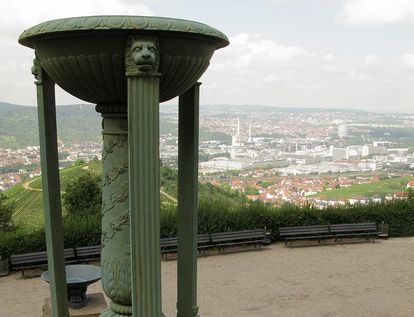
<box><xmin>100</xmin><ymin>308</ymin><xmax>165</xmax><ymax>317</ymax></box>
<box><xmin>100</xmin><ymin>302</ymin><xmax>132</xmax><ymax>317</ymax></box>
<box><xmin>100</xmin><ymin>308</ymin><xmax>130</xmax><ymax>317</ymax></box>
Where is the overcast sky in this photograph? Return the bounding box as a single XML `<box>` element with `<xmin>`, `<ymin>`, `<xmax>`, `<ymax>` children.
<box><xmin>2</xmin><ymin>0</ymin><xmax>414</xmax><ymax>112</ymax></box>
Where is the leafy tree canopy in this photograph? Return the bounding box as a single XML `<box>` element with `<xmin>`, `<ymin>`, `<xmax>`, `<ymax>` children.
<box><xmin>0</xmin><ymin>193</ymin><xmax>15</xmax><ymax>232</ymax></box>
<box><xmin>63</xmin><ymin>172</ymin><xmax>102</xmax><ymax>216</ymax></box>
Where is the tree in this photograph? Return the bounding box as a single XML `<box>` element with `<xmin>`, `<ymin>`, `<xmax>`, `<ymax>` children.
<box><xmin>244</xmin><ymin>186</ymin><xmax>259</xmax><ymax>195</ymax></box>
<box><xmin>74</xmin><ymin>159</ymin><xmax>85</xmax><ymax>166</ymax></box>
<box><xmin>0</xmin><ymin>193</ymin><xmax>15</xmax><ymax>232</ymax></box>
<box><xmin>63</xmin><ymin>171</ymin><xmax>102</xmax><ymax>216</ymax></box>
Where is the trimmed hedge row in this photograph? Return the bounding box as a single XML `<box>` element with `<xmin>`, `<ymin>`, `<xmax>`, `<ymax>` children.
<box><xmin>2</xmin><ymin>198</ymin><xmax>414</xmax><ymax>259</ymax></box>
<box><xmin>0</xmin><ymin>214</ymin><xmax>101</xmax><ymax>260</ymax></box>
<box><xmin>193</xmin><ymin>199</ymin><xmax>414</xmax><ymax>239</ymax></box>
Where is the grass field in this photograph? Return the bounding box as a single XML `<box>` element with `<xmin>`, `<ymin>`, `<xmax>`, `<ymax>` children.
<box><xmin>311</xmin><ymin>176</ymin><xmax>412</xmax><ymax>199</ymax></box>
<box><xmin>5</xmin><ymin>185</ymin><xmax>44</xmax><ymax>231</ymax></box>
<box><xmin>28</xmin><ymin>161</ymin><xmax>101</xmax><ymax>190</ymax></box>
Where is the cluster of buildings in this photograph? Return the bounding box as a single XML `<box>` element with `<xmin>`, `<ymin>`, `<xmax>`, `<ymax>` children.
<box><xmin>195</xmin><ymin>117</ymin><xmax>414</xmax><ymax>177</ymax></box>
<box><xmin>2</xmin><ymin>107</ymin><xmax>414</xmax><ymax>208</ymax></box>
<box><xmin>0</xmin><ymin>146</ymin><xmax>40</xmax><ymax>190</ymax></box>
<box><xmin>0</xmin><ymin>142</ymin><xmax>102</xmax><ymax>191</ymax></box>
<box><xmin>160</xmin><ymin>108</ymin><xmax>414</xmax><ymax>206</ymax></box>
<box><xmin>219</xmin><ymin>172</ymin><xmax>380</xmax><ymax>206</ymax></box>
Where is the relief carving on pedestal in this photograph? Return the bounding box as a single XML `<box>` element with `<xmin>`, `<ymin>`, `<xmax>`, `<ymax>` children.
<box><xmin>101</xmin><ymin>210</ymin><xmax>129</xmax><ymax>247</ymax></box>
<box><xmin>102</xmin><ymin>135</ymin><xmax>128</xmax><ymax>161</ymax></box>
<box><xmin>102</xmin><ymin>246</ymin><xmax>132</xmax><ymax>309</ymax></box>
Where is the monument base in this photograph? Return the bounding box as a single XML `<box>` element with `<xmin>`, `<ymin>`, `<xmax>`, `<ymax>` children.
<box><xmin>43</xmin><ymin>293</ymin><xmax>107</xmax><ymax>317</ymax></box>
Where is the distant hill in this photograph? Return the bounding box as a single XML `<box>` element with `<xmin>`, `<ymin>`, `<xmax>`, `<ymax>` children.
<box><xmin>0</xmin><ymin>102</ymin><xmax>233</xmax><ymax>147</ymax></box>
<box><xmin>0</xmin><ymin>102</ymin><xmax>101</xmax><ymax>148</ymax></box>
<box><xmin>1</xmin><ymin>101</ymin><xmax>379</xmax><ymax>149</ymax></box>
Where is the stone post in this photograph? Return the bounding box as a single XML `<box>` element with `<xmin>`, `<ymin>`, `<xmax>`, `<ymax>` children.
<box><xmin>32</xmin><ymin>56</ymin><xmax>69</xmax><ymax>317</ymax></box>
<box><xmin>177</xmin><ymin>83</ymin><xmax>201</xmax><ymax>317</ymax></box>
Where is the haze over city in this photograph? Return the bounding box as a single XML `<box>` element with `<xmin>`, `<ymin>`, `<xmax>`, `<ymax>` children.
<box><xmin>2</xmin><ymin>0</ymin><xmax>414</xmax><ymax>112</ymax></box>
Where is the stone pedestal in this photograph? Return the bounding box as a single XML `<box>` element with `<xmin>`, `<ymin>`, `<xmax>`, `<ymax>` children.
<box><xmin>19</xmin><ymin>15</ymin><xmax>229</xmax><ymax>317</ymax></box>
<box><xmin>43</xmin><ymin>293</ymin><xmax>107</xmax><ymax>317</ymax></box>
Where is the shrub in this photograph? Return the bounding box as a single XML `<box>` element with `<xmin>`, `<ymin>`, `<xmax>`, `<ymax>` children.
<box><xmin>63</xmin><ymin>214</ymin><xmax>101</xmax><ymax>247</ymax></box>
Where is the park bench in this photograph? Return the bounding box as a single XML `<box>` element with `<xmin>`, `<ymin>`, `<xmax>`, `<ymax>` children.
<box><xmin>209</xmin><ymin>229</ymin><xmax>270</xmax><ymax>251</ymax></box>
<box><xmin>74</xmin><ymin>245</ymin><xmax>101</xmax><ymax>263</ymax></box>
<box><xmin>160</xmin><ymin>234</ymin><xmax>212</xmax><ymax>259</ymax></box>
<box><xmin>10</xmin><ymin>248</ymin><xmax>77</xmax><ymax>275</ymax></box>
<box><xmin>196</xmin><ymin>233</ymin><xmax>214</xmax><ymax>252</ymax></box>
<box><xmin>329</xmin><ymin>223</ymin><xmax>379</xmax><ymax>243</ymax></box>
<box><xmin>160</xmin><ymin>229</ymin><xmax>270</xmax><ymax>257</ymax></box>
<box><xmin>279</xmin><ymin>225</ymin><xmax>333</xmax><ymax>247</ymax></box>
<box><xmin>160</xmin><ymin>237</ymin><xmax>178</xmax><ymax>257</ymax></box>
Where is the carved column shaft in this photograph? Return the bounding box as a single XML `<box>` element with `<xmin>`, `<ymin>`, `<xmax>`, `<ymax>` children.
<box><xmin>99</xmin><ymin>106</ymin><xmax>132</xmax><ymax>317</ymax></box>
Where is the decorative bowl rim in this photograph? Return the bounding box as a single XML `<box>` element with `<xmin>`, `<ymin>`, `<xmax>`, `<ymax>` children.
<box><xmin>19</xmin><ymin>15</ymin><xmax>229</xmax><ymax>48</ymax></box>
<box><xmin>41</xmin><ymin>264</ymin><xmax>101</xmax><ymax>285</ymax></box>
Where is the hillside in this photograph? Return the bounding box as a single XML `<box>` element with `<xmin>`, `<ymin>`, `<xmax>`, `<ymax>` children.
<box><xmin>0</xmin><ymin>102</ymin><xmax>101</xmax><ymax>148</ymax></box>
<box><xmin>5</xmin><ymin>162</ymin><xmax>246</xmax><ymax>231</ymax></box>
<box><xmin>0</xmin><ymin>102</ymin><xmax>232</xmax><ymax>148</ymax></box>
<box><xmin>310</xmin><ymin>176</ymin><xmax>412</xmax><ymax>200</ymax></box>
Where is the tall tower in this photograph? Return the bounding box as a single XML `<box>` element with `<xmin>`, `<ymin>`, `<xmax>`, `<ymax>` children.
<box><xmin>248</xmin><ymin>122</ymin><xmax>252</xmax><ymax>143</ymax></box>
<box><xmin>237</xmin><ymin>116</ymin><xmax>240</xmax><ymax>135</ymax></box>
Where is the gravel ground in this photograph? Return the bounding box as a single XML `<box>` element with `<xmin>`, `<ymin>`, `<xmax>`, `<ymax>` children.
<box><xmin>1</xmin><ymin>237</ymin><xmax>414</xmax><ymax>317</ymax></box>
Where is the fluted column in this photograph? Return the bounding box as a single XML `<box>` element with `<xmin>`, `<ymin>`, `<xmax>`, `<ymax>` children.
<box><xmin>126</xmin><ymin>36</ymin><xmax>163</xmax><ymax>317</ymax></box>
<box><xmin>97</xmin><ymin>104</ymin><xmax>132</xmax><ymax>317</ymax></box>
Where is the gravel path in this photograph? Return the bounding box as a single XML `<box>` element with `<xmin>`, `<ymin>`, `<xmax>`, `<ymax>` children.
<box><xmin>2</xmin><ymin>238</ymin><xmax>414</xmax><ymax>316</ymax></box>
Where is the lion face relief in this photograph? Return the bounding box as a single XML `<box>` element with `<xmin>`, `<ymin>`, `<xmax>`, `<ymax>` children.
<box><xmin>131</xmin><ymin>39</ymin><xmax>157</xmax><ymax>72</ymax></box>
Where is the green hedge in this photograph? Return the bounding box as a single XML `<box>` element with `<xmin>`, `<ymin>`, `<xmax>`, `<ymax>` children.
<box><xmin>160</xmin><ymin>198</ymin><xmax>414</xmax><ymax>239</ymax></box>
<box><xmin>0</xmin><ymin>214</ymin><xmax>101</xmax><ymax>259</ymax></box>
<box><xmin>2</xmin><ymin>198</ymin><xmax>414</xmax><ymax>259</ymax></box>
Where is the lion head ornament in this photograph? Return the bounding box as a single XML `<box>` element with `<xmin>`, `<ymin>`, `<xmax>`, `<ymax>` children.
<box><xmin>125</xmin><ymin>37</ymin><xmax>160</xmax><ymax>76</ymax></box>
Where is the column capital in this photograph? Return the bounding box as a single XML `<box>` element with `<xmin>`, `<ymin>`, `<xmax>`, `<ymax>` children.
<box><xmin>95</xmin><ymin>103</ymin><xmax>127</xmax><ymax>116</ymax></box>
<box><xmin>125</xmin><ymin>36</ymin><xmax>161</xmax><ymax>77</ymax></box>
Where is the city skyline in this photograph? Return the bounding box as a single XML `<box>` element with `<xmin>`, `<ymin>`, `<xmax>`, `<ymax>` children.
<box><xmin>2</xmin><ymin>0</ymin><xmax>414</xmax><ymax>112</ymax></box>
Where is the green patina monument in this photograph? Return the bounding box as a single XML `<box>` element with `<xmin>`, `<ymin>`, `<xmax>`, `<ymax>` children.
<box><xmin>19</xmin><ymin>16</ymin><xmax>228</xmax><ymax>317</ymax></box>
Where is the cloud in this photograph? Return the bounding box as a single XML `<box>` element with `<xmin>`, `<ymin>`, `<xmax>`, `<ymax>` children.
<box><xmin>201</xmin><ymin>33</ymin><xmax>381</xmax><ymax>108</ymax></box>
<box><xmin>338</xmin><ymin>0</ymin><xmax>414</xmax><ymax>25</ymax></box>
<box><xmin>365</xmin><ymin>54</ymin><xmax>379</xmax><ymax>66</ymax></box>
<box><xmin>323</xmin><ymin>53</ymin><xmax>336</xmax><ymax>62</ymax></box>
<box><xmin>211</xmin><ymin>33</ymin><xmax>307</xmax><ymax>71</ymax></box>
<box><xmin>401</xmin><ymin>54</ymin><xmax>414</xmax><ymax>68</ymax></box>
